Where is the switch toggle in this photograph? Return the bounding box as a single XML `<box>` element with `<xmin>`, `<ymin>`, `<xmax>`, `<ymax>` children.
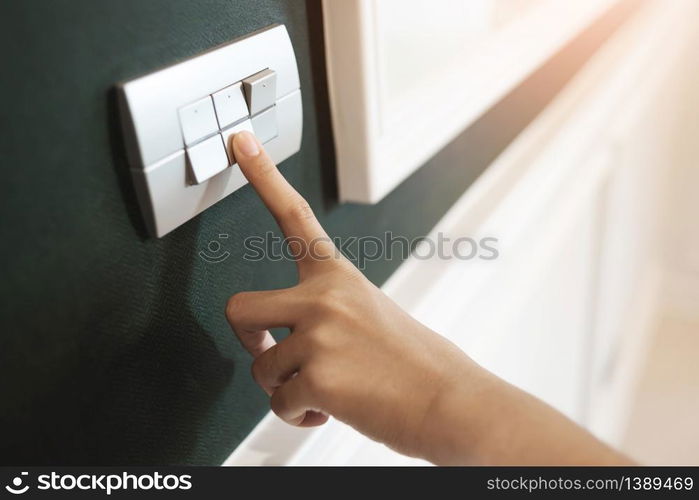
<box><xmin>186</xmin><ymin>134</ymin><xmax>229</xmax><ymax>184</ymax></box>
<box><xmin>212</xmin><ymin>82</ymin><xmax>249</xmax><ymax>129</ymax></box>
<box><xmin>243</xmin><ymin>68</ymin><xmax>276</xmax><ymax>115</ymax></box>
<box><xmin>178</xmin><ymin>96</ymin><xmax>219</xmax><ymax>146</ymax></box>
<box><xmin>251</xmin><ymin>106</ymin><xmax>278</xmax><ymax>144</ymax></box>
<box><xmin>221</xmin><ymin>119</ymin><xmax>254</xmax><ymax>165</ymax></box>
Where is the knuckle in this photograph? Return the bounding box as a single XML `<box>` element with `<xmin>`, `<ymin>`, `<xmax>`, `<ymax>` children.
<box><xmin>270</xmin><ymin>388</ymin><xmax>291</xmax><ymax>418</ymax></box>
<box><xmin>303</xmin><ymin>364</ymin><xmax>333</xmax><ymax>401</ymax></box>
<box><xmin>286</xmin><ymin>199</ymin><xmax>315</xmax><ymax>222</ymax></box>
<box><xmin>256</xmin><ymin>157</ymin><xmax>277</xmax><ymax>177</ymax></box>
<box><xmin>225</xmin><ymin>293</ymin><xmax>246</xmax><ymax>324</ymax></box>
<box><xmin>269</xmin><ymin>389</ymin><xmax>284</xmax><ymax>414</ymax></box>
<box><xmin>250</xmin><ymin>356</ymin><xmax>265</xmax><ymax>385</ymax></box>
<box><xmin>317</xmin><ymin>287</ymin><xmax>350</xmax><ymax>317</ymax></box>
<box><xmin>338</xmin><ymin>259</ymin><xmax>365</xmax><ymax>281</ymax></box>
<box><xmin>304</xmin><ymin>328</ymin><xmax>329</xmax><ymax>351</ymax></box>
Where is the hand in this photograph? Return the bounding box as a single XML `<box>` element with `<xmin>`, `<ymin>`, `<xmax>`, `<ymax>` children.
<box><xmin>225</xmin><ymin>131</ymin><xmax>631</xmax><ymax>465</ymax></box>
<box><xmin>224</xmin><ymin>131</ymin><xmax>474</xmax><ymax>460</ymax></box>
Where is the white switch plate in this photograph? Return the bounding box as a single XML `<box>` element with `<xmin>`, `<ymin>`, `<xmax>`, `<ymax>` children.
<box><xmin>117</xmin><ymin>24</ymin><xmax>302</xmax><ymax>237</ymax></box>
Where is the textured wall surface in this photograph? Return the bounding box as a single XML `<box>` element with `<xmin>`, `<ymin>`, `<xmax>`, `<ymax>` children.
<box><xmin>0</xmin><ymin>0</ymin><xmax>633</xmax><ymax>464</ymax></box>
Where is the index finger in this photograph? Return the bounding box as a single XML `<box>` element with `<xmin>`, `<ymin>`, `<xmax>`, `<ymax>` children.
<box><xmin>231</xmin><ymin>131</ymin><xmax>333</xmax><ymax>257</ymax></box>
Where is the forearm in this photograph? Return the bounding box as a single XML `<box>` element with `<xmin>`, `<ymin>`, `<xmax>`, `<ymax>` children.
<box><xmin>423</xmin><ymin>362</ymin><xmax>632</xmax><ymax>465</ymax></box>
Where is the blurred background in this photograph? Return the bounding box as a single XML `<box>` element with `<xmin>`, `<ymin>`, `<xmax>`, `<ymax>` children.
<box><xmin>1</xmin><ymin>0</ymin><xmax>697</xmax><ymax>465</ymax></box>
<box><xmin>231</xmin><ymin>0</ymin><xmax>699</xmax><ymax>465</ymax></box>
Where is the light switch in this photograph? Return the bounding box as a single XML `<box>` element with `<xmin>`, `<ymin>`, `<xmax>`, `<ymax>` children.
<box><xmin>251</xmin><ymin>106</ymin><xmax>278</xmax><ymax>144</ymax></box>
<box><xmin>221</xmin><ymin>119</ymin><xmax>254</xmax><ymax>165</ymax></box>
<box><xmin>243</xmin><ymin>69</ymin><xmax>276</xmax><ymax>115</ymax></box>
<box><xmin>186</xmin><ymin>134</ymin><xmax>229</xmax><ymax>184</ymax></box>
<box><xmin>118</xmin><ymin>24</ymin><xmax>303</xmax><ymax>237</ymax></box>
<box><xmin>212</xmin><ymin>82</ymin><xmax>249</xmax><ymax>129</ymax></box>
<box><xmin>178</xmin><ymin>96</ymin><xmax>219</xmax><ymax>146</ymax></box>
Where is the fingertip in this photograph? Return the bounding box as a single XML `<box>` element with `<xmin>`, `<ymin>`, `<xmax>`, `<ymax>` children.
<box><xmin>233</xmin><ymin>130</ymin><xmax>261</xmax><ymax>159</ymax></box>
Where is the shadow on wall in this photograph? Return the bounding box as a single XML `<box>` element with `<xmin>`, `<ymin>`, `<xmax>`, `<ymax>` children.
<box><xmin>82</xmin><ymin>92</ymin><xmax>238</xmax><ymax>464</ymax></box>
<box><xmin>1</xmin><ymin>89</ymin><xmax>236</xmax><ymax>466</ymax></box>
<box><xmin>303</xmin><ymin>0</ymin><xmax>339</xmax><ymax>210</ymax></box>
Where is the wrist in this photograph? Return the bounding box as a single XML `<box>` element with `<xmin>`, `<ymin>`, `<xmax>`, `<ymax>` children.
<box><xmin>416</xmin><ymin>361</ymin><xmax>499</xmax><ymax>465</ymax></box>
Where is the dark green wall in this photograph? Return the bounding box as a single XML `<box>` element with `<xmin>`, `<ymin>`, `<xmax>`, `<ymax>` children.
<box><xmin>0</xmin><ymin>0</ymin><xmax>636</xmax><ymax>464</ymax></box>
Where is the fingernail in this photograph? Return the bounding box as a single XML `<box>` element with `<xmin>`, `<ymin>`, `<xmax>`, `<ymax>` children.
<box><xmin>235</xmin><ymin>130</ymin><xmax>260</xmax><ymax>157</ymax></box>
